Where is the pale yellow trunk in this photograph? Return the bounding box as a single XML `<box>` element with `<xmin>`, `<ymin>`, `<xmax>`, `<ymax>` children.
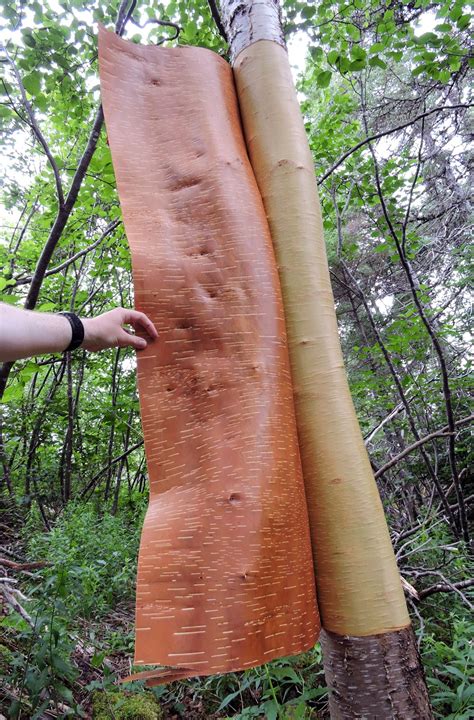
<box><xmin>233</xmin><ymin>40</ymin><xmax>410</xmax><ymax>636</ymax></box>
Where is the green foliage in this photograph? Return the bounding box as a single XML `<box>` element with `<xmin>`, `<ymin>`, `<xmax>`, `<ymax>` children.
<box><xmin>159</xmin><ymin>648</ymin><xmax>327</xmax><ymax>719</ymax></box>
<box><xmin>1</xmin><ymin>586</ymin><xmax>83</xmax><ymax>718</ymax></box>
<box><xmin>422</xmin><ymin>617</ymin><xmax>474</xmax><ymax>719</ymax></box>
<box><xmin>26</xmin><ymin>499</ymin><xmax>146</xmax><ymax>617</ymax></box>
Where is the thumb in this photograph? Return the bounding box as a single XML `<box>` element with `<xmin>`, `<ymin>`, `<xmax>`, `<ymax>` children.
<box><xmin>119</xmin><ymin>330</ymin><xmax>147</xmax><ymax>351</ymax></box>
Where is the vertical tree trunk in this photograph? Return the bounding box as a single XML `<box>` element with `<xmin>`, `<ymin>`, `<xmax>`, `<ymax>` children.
<box><xmin>216</xmin><ymin>1</ymin><xmax>432</xmax><ymax>717</ymax></box>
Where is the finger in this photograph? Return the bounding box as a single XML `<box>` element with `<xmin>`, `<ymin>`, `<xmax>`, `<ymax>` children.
<box><xmin>118</xmin><ymin>329</ymin><xmax>147</xmax><ymax>350</ymax></box>
<box><xmin>122</xmin><ymin>310</ymin><xmax>158</xmax><ymax>339</ymax></box>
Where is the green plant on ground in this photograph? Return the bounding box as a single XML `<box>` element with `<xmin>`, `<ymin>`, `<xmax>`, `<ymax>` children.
<box><xmin>92</xmin><ymin>690</ymin><xmax>163</xmax><ymax>720</ymax></box>
<box><xmin>422</xmin><ymin>616</ymin><xmax>474</xmax><ymax>720</ymax></box>
<box><xmin>25</xmin><ymin>499</ymin><xmax>145</xmax><ymax>618</ymax></box>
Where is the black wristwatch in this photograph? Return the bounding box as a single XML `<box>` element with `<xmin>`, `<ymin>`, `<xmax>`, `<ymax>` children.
<box><xmin>58</xmin><ymin>312</ymin><xmax>85</xmax><ymax>352</ymax></box>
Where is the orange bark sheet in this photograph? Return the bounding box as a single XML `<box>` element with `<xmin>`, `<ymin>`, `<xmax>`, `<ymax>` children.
<box><xmin>98</xmin><ymin>27</ymin><xmax>319</xmax><ymax>684</ymax></box>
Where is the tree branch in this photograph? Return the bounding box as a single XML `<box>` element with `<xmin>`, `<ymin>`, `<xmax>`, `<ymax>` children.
<box><xmin>0</xmin><ymin>43</ymin><xmax>65</xmax><ymax>207</ymax></box>
<box><xmin>360</xmin><ymin>86</ymin><xmax>470</xmax><ymax>544</ymax></box>
<box><xmin>80</xmin><ymin>440</ymin><xmax>144</xmax><ymax>500</ymax></box>
<box><xmin>12</xmin><ymin>219</ymin><xmax>121</xmax><ymax>287</ymax></box>
<box><xmin>417</xmin><ymin>578</ymin><xmax>474</xmax><ymax>605</ymax></box>
<box><xmin>318</xmin><ymin>104</ymin><xmax>473</xmax><ymax>185</ymax></box>
<box><xmin>208</xmin><ymin>0</ymin><xmax>228</xmax><ymax>42</ymax></box>
<box><xmin>375</xmin><ymin>415</ymin><xmax>473</xmax><ymax>479</ymax></box>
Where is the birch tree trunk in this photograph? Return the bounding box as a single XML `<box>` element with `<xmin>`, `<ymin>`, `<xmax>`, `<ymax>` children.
<box><xmin>216</xmin><ymin>1</ymin><xmax>433</xmax><ymax>717</ymax></box>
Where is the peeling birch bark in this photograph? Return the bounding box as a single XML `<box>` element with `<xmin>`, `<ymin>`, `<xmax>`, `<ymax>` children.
<box><xmin>99</xmin><ymin>26</ymin><xmax>319</xmax><ymax>685</ymax></box>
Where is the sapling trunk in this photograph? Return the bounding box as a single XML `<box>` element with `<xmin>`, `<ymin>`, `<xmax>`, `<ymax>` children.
<box><xmin>217</xmin><ymin>1</ymin><xmax>432</xmax><ymax>716</ymax></box>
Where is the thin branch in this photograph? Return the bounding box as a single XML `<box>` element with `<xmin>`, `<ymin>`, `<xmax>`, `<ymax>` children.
<box><xmin>339</xmin><ymin>261</ymin><xmax>457</xmax><ymax>531</ymax></box>
<box><xmin>0</xmin><ymin>558</ymin><xmax>49</xmax><ymax>571</ymax></box>
<box><xmin>130</xmin><ymin>16</ymin><xmax>181</xmax><ymax>44</ymax></box>
<box><xmin>364</xmin><ymin>402</ymin><xmax>404</xmax><ymax>444</ymax></box>
<box><xmin>208</xmin><ymin>0</ymin><xmax>228</xmax><ymax>42</ymax></box>
<box><xmin>0</xmin><ymin>582</ymin><xmax>35</xmax><ymax>628</ymax></box>
<box><xmin>318</xmin><ymin>104</ymin><xmax>473</xmax><ymax>185</ymax></box>
<box><xmin>80</xmin><ymin>440</ymin><xmax>144</xmax><ymax>500</ymax></box>
<box><xmin>375</xmin><ymin>414</ymin><xmax>473</xmax><ymax>479</ymax></box>
<box><xmin>0</xmin><ymin>43</ymin><xmax>65</xmax><ymax>207</ymax></box>
<box><xmin>417</xmin><ymin>578</ymin><xmax>474</xmax><ymax>606</ymax></box>
<box><xmin>401</xmin><ymin>114</ymin><xmax>425</xmax><ymax>252</ymax></box>
<box><xmin>360</xmin><ymin>88</ymin><xmax>469</xmax><ymax>544</ymax></box>
<box><xmin>116</xmin><ymin>0</ymin><xmax>137</xmax><ymax>36</ymax></box>
<box><xmin>12</xmin><ymin>219</ymin><xmax>121</xmax><ymax>287</ymax></box>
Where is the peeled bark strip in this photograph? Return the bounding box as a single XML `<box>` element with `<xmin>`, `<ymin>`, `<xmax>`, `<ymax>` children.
<box><xmin>99</xmin><ymin>27</ymin><xmax>319</xmax><ymax>684</ymax></box>
<box><xmin>321</xmin><ymin>628</ymin><xmax>432</xmax><ymax>719</ymax></box>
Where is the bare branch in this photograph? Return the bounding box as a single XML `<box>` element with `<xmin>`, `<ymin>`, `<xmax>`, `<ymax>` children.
<box><xmin>0</xmin><ymin>581</ymin><xmax>35</xmax><ymax>628</ymax></box>
<box><xmin>12</xmin><ymin>219</ymin><xmax>121</xmax><ymax>287</ymax></box>
<box><xmin>208</xmin><ymin>0</ymin><xmax>229</xmax><ymax>42</ymax></box>
<box><xmin>375</xmin><ymin>415</ymin><xmax>473</xmax><ymax>479</ymax></box>
<box><xmin>417</xmin><ymin>578</ymin><xmax>474</xmax><ymax>606</ymax></box>
<box><xmin>0</xmin><ymin>558</ymin><xmax>49</xmax><ymax>571</ymax></box>
<box><xmin>130</xmin><ymin>16</ymin><xmax>182</xmax><ymax>44</ymax></box>
<box><xmin>80</xmin><ymin>440</ymin><xmax>144</xmax><ymax>500</ymax></box>
<box><xmin>318</xmin><ymin>104</ymin><xmax>473</xmax><ymax>185</ymax></box>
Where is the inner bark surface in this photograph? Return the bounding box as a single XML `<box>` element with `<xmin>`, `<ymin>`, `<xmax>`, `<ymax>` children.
<box><xmin>99</xmin><ymin>26</ymin><xmax>319</xmax><ymax>684</ymax></box>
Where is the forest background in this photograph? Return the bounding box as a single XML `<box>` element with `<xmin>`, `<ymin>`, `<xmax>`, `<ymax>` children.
<box><xmin>0</xmin><ymin>0</ymin><xmax>472</xmax><ymax>718</ymax></box>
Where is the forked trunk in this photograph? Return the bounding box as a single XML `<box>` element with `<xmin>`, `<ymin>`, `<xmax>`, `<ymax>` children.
<box><xmin>217</xmin><ymin>1</ymin><xmax>432</xmax><ymax>717</ymax></box>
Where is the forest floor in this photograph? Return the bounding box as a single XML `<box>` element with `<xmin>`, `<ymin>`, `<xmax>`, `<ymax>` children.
<box><xmin>0</xmin><ymin>496</ymin><xmax>470</xmax><ymax>719</ymax></box>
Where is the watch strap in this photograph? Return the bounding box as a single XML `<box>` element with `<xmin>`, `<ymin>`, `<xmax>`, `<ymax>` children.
<box><xmin>58</xmin><ymin>312</ymin><xmax>85</xmax><ymax>352</ymax></box>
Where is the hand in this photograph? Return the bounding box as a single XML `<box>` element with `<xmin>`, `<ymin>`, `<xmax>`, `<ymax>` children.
<box><xmin>81</xmin><ymin>308</ymin><xmax>158</xmax><ymax>352</ymax></box>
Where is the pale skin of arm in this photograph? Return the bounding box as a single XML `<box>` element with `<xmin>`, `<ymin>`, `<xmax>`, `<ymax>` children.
<box><xmin>0</xmin><ymin>304</ymin><xmax>159</xmax><ymax>362</ymax></box>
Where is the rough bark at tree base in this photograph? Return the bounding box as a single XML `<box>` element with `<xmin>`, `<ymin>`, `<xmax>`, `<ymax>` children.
<box><xmin>321</xmin><ymin>627</ymin><xmax>433</xmax><ymax>719</ymax></box>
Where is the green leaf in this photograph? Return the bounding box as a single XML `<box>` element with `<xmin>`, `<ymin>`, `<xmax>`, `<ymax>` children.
<box><xmin>370</xmin><ymin>42</ymin><xmax>385</xmax><ymax>54</ymax></box>
<box><xmin>23</xmin><ymin>71</ymin><xmax>42</xmax><ymax>96</ymax></box>
<box><xmin>346</xmin><ymin>24</ymin><xmax>360</xmax><ymax>40</ymax></box>
<box><xmin>316</xmin><ymin>70</ymin><xmax>332</xmax><ymax>87</ymax></box>
<box><xmin>1</xmin><ymin>384</ymin><xmax>24</xmax><ymax>404</ymax></box>
<box><xmin>310</xmin><ymin>46</ymin><xmax>323</xmax><ymax>61</ymax></box>
<box><xmin>301</xmin><ymin>6</ymin><xmax>315</xmax><ymax>19</ymax></box>
<box><xmin>22</xmin><ymin>30</ymin><xmax>37</xmax><ymax>48</ymax></box>
<box><xmin>416</xmin><ymin>32</ymin><xmax>438</xmax><ymax>45</ymax></box>
<box><xmin>351</xmin><ymin>46</ymin><xmax>367</xmax><ymax>61</ymax></box>
<box><xmin>457</xmin><ymin>14</ymin><xmax>471</xmax><ymax>30</ymax></box>
<box><xmin>449</xmin><ymin>6</ymin><xmax>462</xmax><ymax>21</ymax></box>
<box><xmin>443</xmin><ymin>664</ymin><xmax>469</xmax><ymax>681</ymax></box>
<box><xmin>369</xmin><ymin>57</ymin><xmax>387</xmax><ymax>69</ymax></box>
<box><xmin>349</xmin><ymin>59</ymin><xmax>366</xmax><ymax>71</ymax></box>
<box><xmin>91</xmin><ymin>651</ymin><xmax>106</xmax><ymax>668</ymax></box>
<box><xmin>217</xmin><ymin>687</ymin><xmax>242</xmax><ymax>712</ymax></box>
<box><xmin>55</xmin><ymin>684</ymin><xmax>74</xmax><ymax>704</ymax></box>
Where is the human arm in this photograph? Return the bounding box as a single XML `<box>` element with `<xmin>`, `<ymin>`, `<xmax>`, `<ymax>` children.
<box><xmin>0</xmin><ymin>304</ymin><xmax>158</xmax><ymax>362</ymax></box>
